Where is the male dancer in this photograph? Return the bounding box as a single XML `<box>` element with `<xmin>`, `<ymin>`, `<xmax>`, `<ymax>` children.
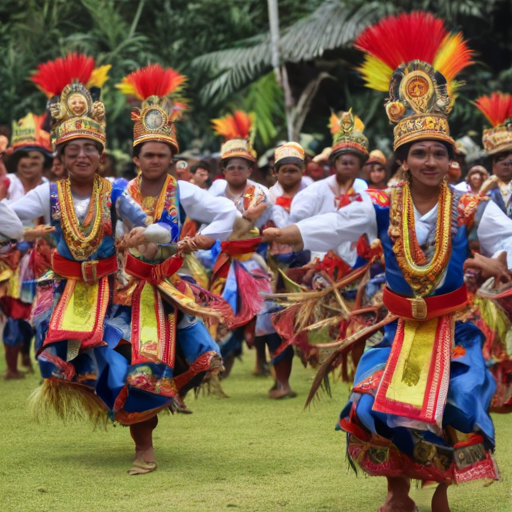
<box><xmin>476</xmin><ymin>93</ymin><xmax>512</xmax><ymax>216</ymax></box>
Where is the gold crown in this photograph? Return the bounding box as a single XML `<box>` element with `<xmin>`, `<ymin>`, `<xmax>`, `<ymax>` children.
<box><xmin>48</xmin><ymin>81</ymin><xmax>106</xmax><ymax>147</ymax></box>
<box><xmin>355</xmin><ymin>12</ymin><xmax>473</xmax><ymax>152</ymax></box>
<box><xmin>274</xmin><ymin>142</ymin><xmax>305</xmax><ymax>165</ymax></box>
<box><xmin>132</xmin><ymin>96</ymin><xmax>179</xmax><ymax>153</ymax></box>
<box><xmin>330</xmin><ymin>111</ymin><xmax>368</xmax><ymax>161</ymax></box>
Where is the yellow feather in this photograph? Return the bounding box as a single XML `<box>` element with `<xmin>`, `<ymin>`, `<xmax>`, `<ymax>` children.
<box><xmin>357</xmin><ymin>55</ymin><xmax>393</xmax><ymax>92</ymax></box>
<box><xmin>115</xmin><ymin>77</ymin><xmax>142</xmax><ymax>100</ymax></box>
<box><xmin>86</xmin><ymin>65</ymin><xmax>111</xmax><ymax>89</ymax></box>
<box><xmin>354</xmin><ymin>116</ymin><xmax>365</xmax><ymax>133</ymax></box>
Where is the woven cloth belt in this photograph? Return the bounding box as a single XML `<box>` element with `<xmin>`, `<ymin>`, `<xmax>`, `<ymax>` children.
<box><xmin>382</xmin><ymin>285</ymin><xmax>468</xmax><ymax>321</ymax></box>
<box><xmin>52</xmin><ymin>253</ymin><xmax>118</xmax><ymax>283</ymax></box>
<box><xmin>124</xmin><ymin>252</ymin><xmax>183</xmax><ymax>286</ymax></box>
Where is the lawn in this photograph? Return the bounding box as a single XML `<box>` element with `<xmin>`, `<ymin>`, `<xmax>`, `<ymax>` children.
<box><xmin>1</xmin><ymin>345</ymin><xmax>511</xmax><ymax>512</ymax></box>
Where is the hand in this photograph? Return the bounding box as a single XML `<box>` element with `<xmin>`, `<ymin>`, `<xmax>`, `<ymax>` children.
<box><xmin>261</xmin><ymin>227</ymin><xmax>282</xmax><ymax>244</ymax></box>
<box><xmin>177</xmin><ymin>235</ymin><xmax>215</xmax><ymax>254</ymax></box>
<box><xmin>117</xmin><ymin>227</ymin><xmax>146</xmax><ymax>250</ymax></box>
<box><xmin>243</xmin><ymin>202</ymin><xmax>268</xmax><ymax>222</ymax></box>
<box><xmin>23</xmin><ymin>225</ymin><xmax>56</xmax><ymax>242</ymax></box>
<box><xmin>464</xmin><ymin>252</ymin><xmax>512</xmax><ymax>288</ymax></box>
<box><xmin>480</xmin><ymin>176</ymin><xmax>499</xmax><ymax>194</ymax></box>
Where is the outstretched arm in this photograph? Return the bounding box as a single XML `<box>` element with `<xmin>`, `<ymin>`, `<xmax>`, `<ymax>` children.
<box><xmin>265</xmin><ymin>194</ymin><xmax>377</xmax><ymax>253</ymax></box>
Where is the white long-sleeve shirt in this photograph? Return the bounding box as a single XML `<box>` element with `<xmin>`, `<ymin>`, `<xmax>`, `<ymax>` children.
<box><xmin>297</xmin><ymin>193</ymin><xmax>512</xmax><ymax>277</ymax></box>
<box><xmin>0</xmin><ymin>200</ymin><xmax>24</xmax><ymax>241</ymax></box>
<box><xmin>10</xmin><ymin>181</ymin><xmax>240</xmax><ymax>244</ymax></box>
<box><xmin>290</xmin><ymin>175</ymin><xmax>368</xmax><ymax>264</ymax></box>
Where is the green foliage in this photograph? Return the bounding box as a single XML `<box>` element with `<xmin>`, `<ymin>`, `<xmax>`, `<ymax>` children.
<box><xmin>1</xmin><ymin>0</ymin><xmax>512</xmax><ymax>155</ymax></box>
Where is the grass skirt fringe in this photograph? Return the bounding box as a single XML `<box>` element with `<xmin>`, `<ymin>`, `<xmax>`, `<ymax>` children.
<box><xmin>28</xmin><ymin>379</ymin><xmax>108</xmax><ymax>429</ymax></box>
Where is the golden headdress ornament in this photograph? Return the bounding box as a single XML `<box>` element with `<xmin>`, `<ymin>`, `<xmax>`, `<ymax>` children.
<box><xmin>31</xmin><ymin>53</ymin><xmax>110</xmax><ymax>148</ymax></box>
<box><xmin>10</xmin><ymin>113</ymin><xmax>52</xmax><ymax>155</ymax></box>
<box><xmin>117</xmin><ymin>64</ymin><xmax>187</xmax><ymax>153</ymax></box>
<box><xmin>329</xmin><ymin>110</ymin><xmax>368</xmax><ymax>161</ymax></box>
<box><xmin>212</xmin><ymin>111</ymin><xmax>257</xmax><ymax>163</ymax></box>
<box><xmin>274</xmin><ymin>141</ymin><xmax>305</xmax><ymax>168</ymax></box>
<box><xmin>355</xmin><ymin>12</ymin><xmax>473</xmax><ymax>151</ymax></box>
<box><xmin>474</xmin><ymin>93</ymin><xmax>512</xmax><ymax>155</ymax></box>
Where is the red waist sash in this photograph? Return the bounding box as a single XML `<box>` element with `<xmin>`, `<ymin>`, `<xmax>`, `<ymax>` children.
<box><xmin>382</xmin><ymin>285</ymin><xmax>468</xmax><ymax>321</ymax></box>
<box><xmin>124</xmin><ymin>252</ymin><xmax>183</xmax><ymax>286</ymax></box>
<box><xmin>52</xmin><ymin>253</ymin><xmax>118</xmax><ymax>283</ymax></box>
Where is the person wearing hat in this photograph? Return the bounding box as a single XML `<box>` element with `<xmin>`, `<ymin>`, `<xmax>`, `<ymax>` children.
<box><xmin>101</xmin><ymin>64</ymin><xmax>238</xmax><ymax>472</ymax></box>
<box><xmin>209</xmin><ymin>111</ymin><xmax>271</xmax><ymax>228</ymax></box>
<box><xmin>10</xmin><ymin>54</ymin><xmax>192</xmax><ymax>469</ymax></box>
<box><xmin>454</xmin><ymin>164</ymin><xmax>489</xmax><ymax>194</ymax></box>
<box><xmin>4</xmin><ymin>113</ymin><xmax>53</xmax><ymax>203</ymax></box>
<box><xmin>263</xmin><ymin>12</ymin><xmax>512</xmax><ymax>511</ymax></box>
<box><xmin>288</xmin><ymin>110</ymin><xmax>368</xmax><ymax>266</ymax></box>
<box><xmin>1</xmin><ymin>114</ymin><xmax>54</xmax><ymax>375</ymax></box>
<box><xmin>259</xmin><ymin>142</ymin><xmax>312</xmax><ymax>399</ymax></box>
<box><xmin>475</xmin><ymin>93</ymin><xmax>512</xmax><ymax>216</ymax></box>
<box><xmin>208</xmin><ymin>111</ymin><xmax>273</xmax><ymax>378</ymax></box>
<box><xmin>366</xmin><ymin>149</ymin><xmax>388</xmax><ymax>190</ymax></box>
<box><xmin>268</xmin><ymin>142</ymin><xmax>310</xmax><ymax>225</ymax></box>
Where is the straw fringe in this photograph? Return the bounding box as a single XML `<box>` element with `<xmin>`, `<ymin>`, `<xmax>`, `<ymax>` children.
<box><xmin>28</xmin><ymin>379</ymin><xmax>108</xmax><ymax>429</ymax></box>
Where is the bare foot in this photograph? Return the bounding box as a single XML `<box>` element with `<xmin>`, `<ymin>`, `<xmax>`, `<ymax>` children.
<box><xmin>431</xmin><ymin>483</ymin><xmax>450</xmax><ymax>512</ymax></box>
<box><xmin>268</xmin><ymin>387</ymin><xmax>297</xmax><ymax>399</ymax></box>
<box><xmin>4</xmin><ymin>370</ymin><xmax>26</xmax><ymax>380</ymax></box>
<box><xmin>378</xmin><ymin>476</ymin><xmax>417</xmax><ymax>512</ymax></box>
<box><xmin>127</xmin><ymin>448</ymin><xmax>157</xmax><ymax>475</ymax></box>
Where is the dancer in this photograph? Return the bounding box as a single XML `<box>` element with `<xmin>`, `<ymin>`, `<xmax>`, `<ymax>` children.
<box><xmin>475</xmin><ymin>93</ymin><xmax>512</xmax><ymax>215</ymax></box>
<box><xmin>262</xmin><ymin>142</ymin><xmax>311</xmax><ymax>398</ymax></box>
<box><xmin>114</xmin><ymin>64</ymin><xmax>238</xmax><ymax>429</ymax></box>
<box><xmin>1</xmin><ymin>113</ymin><xmax>53</xmax><ymax>376</ymax></box>
<box><xmin>289</xmin><ymin>111</ymin><xmax>369</xmax><ymax>266</ymax></box>
<box><xmin>11</xmin><ymin>54</ymin><xmax>193</xmax><ymax>474</ymax></box>
<box><xmin>264</xmin><ymin>12</ymin><xmax>508</xmax><ymax>511</ymax></box>
<box><xmin>208</xmin><ymin>111</ymin><xmax>272</xmax><ymax>378</ymax></box>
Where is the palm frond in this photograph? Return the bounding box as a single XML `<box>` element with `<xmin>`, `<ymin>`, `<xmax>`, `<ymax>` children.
<box><xmin>194</xmin><ymin>0</ymin><xmax>396</xmax><ymax>102</ymax></box>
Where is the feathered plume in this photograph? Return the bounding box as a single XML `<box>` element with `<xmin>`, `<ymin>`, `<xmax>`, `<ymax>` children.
<box><xmin>212</xmin><ymin>110</ymin><xmax>254</xmax><ymax>141</ymax></box>
<box><xmin>116</xmin><ymin>64</ymin><xmax>186</xmax><ymax>100</ymax></box>
<box><xmin>474</xmin><ymin>92</ymin><xmax>512</xmax><ymax>127</ymax></box>
<box><xmin>355</xmin><ymin>11</ymin><xmax>473</xmax><ymax>92</ymax></box>
<box><xmin>31</xmin><ymin>53</ymin><xmax>97</xmax><ymax>98</ymax></box>
<box><xmin>87</xmin><ymin>65</ymin><xmax>112</xmax><ymax>89</ymax></box>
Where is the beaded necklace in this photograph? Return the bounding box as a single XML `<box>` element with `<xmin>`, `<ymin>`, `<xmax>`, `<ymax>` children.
<box><xmin>57</xmin><ymin>174</ymin><xmax>112</xmax><ymax>261</ymax></box>
<box><xmin>388</xmin><ymin>181</ymin><xmax>452</xmax><ymax>297</ymax></box>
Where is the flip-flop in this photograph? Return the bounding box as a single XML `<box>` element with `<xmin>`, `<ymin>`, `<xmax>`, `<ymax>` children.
<box><xmin>127</xmin><ymin>460</ymin><xmax>157</xmax><ymax>476</ymax></box>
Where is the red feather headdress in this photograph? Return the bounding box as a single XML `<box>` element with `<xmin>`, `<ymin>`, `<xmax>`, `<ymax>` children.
<box><xmin>117</xmin><ymin>64</ymin><xmax>187</xmax><ymax>151</ymax></box>
<box><xmin>212</xmin><ymin>111</ymin><xmax>256</xmax><ymax>163</ymax></box>
<box><xmin>354</xmin><ymin>11</ymin><xmax>473</xmax><ymax>150</ymax></box>
<box><xmin>355</xmin><ymin>11</ymin><xmax>473</xmax><ymax>92</ymax></box>
<box><xmin>30</xmin><ymin>53</ymin><xmax>108</xmax><ymax>147</ymax></box>
<box><xmin>474</xmin><ymin>92</ymin><xmax>512</xmax><ymax>155</ymax></box>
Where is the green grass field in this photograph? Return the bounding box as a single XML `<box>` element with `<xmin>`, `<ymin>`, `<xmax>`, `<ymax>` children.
<box><xmin>1</xmin><ymin>346</ymin><xmax>511</xmax><ymax>512</ymax></box>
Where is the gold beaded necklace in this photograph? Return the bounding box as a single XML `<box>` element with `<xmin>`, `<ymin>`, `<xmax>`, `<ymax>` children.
<box><xmin>57</xmin><ymin>174</ymin><xmax>111</xmax><ymax>261</ymax></box>
<box><xmin>389</xmin><ymin>181</ymin><xmax>452</xmax><ymax>297</ymax></box>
